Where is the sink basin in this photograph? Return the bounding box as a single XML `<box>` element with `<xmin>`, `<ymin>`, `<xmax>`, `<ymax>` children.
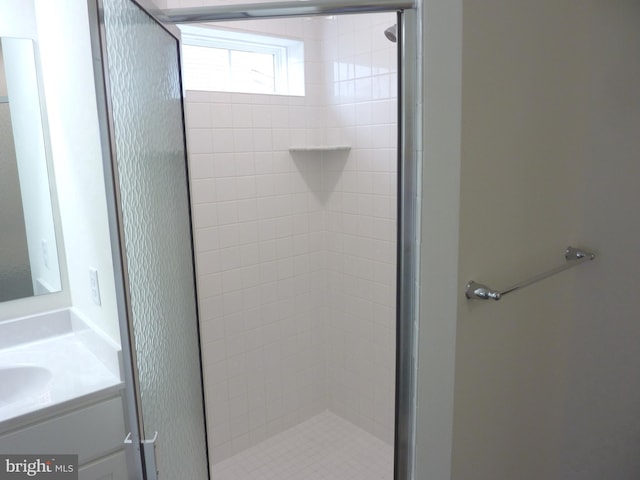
<box><xmin>0</xmin><ymin>366</ymin><xmax>53</xmax><ymax>407</ymax></box>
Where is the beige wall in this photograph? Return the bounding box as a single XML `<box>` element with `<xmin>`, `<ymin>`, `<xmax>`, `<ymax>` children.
<box><xmin>559</xmin><ymin>2</ymin><xmax>640</xmax><ymax>478</ymax></box>
<box><xmin>452</xmin><ymin>1</ymin><xmax>640</xmax><ymax>479</ymax></box>
<box><xmin>453</xmin><ymin>2</ymin><xmax>587</xmax><ymax>478</ymax></box>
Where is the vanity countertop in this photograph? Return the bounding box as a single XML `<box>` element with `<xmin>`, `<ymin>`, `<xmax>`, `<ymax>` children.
<box><xmin>0</xmin><ymin>309</ymin><xmax>123</xmax><ymax>432</ymax></box>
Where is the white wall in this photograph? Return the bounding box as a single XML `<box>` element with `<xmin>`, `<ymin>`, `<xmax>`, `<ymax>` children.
<box><xmin>0</xmin><ymin>0</ymin><xmax>120</xmax><ymax>342</ymax></box>
<box><xmin>33</xmin><ymin>0</ymin><xmax>121</xmax><ymax>343</ymax></box>
<box><xmin>0</xmin><ymin>0</ymin><xmax>36</xmax><ymax>38</ymax></box>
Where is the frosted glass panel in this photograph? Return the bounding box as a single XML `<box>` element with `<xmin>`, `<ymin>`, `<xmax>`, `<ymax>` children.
<box><xmin>101</xmin><ymin>0</ymin><xmax>208</xmax><ymax>478</ymax></box>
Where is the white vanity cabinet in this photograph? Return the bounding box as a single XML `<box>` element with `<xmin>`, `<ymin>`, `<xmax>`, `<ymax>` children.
<box><xmin>78</xmin><ymin>451</ymin><xmax>128</xmax><ymax>480</ymax></box>
<box><xmin>0</xmin><ymin>395</ymin><xmax>128</xmax><ymax>480</ymax></box>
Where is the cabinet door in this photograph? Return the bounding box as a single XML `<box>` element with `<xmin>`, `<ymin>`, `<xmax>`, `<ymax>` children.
<box><xmin>95</xmin><ymin>0</ymin><xmax>209</xmax><ymax>478</ymax></box>
<box><xmin>78</xmin><ymin>451</ymin><xmax>128</xmax><ymax>480</ymax></box>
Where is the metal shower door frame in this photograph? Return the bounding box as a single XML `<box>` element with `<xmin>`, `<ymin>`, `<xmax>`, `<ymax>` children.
<box><xmin>162</xmin><ymin>2</ymin><xmax>422</xmax><ymax>479</ymax></box>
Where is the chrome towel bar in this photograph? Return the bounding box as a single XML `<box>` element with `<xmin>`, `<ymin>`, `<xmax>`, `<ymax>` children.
<box><xmin>465</xmin><ymin>246</ymin><xmax>596</xmax><ymax>301</ymax></box>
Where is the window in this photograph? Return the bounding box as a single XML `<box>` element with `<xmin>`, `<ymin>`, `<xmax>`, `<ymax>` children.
<box><xmin>179</xmin><ymin>25</ymin><xmax>304</xmax><ymax>96</ymax></box>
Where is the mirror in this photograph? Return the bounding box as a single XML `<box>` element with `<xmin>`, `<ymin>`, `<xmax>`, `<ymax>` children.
<box><xmin>0</xmin><ymin>37</ymin><xmax>61</xmax><ymax>302</ymax></box>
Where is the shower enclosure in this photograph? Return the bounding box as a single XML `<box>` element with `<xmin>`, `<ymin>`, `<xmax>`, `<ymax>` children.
<box><xmin>168</xmin><ymin>2</ymin><xmax>419</xmax><ymax>478</ymax></box>
<box><xmin>90</xmin><ymin>0</ymin><xmax>418</xmax><ymax>478</ymax></box>
<box><xmin>0</xmin><ymin>0</ymin><xmax>416</xmax><ymax>478</ymax></box>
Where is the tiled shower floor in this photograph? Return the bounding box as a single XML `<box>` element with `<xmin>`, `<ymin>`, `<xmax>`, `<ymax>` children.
<box><xmin>211</xmin><ymin>411</ymin><xmax>394</xmax><ymax>480</ymax></box>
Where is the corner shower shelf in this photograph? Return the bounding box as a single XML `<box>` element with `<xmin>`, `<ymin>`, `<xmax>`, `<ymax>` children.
<box><xmin>289</xmin><ymin>145</ymin><xmax>351</xmax><ymax>153</ymax></box>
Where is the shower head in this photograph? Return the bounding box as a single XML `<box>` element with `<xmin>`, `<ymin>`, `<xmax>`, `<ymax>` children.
<box><xmin>384</xmin><ymin>24</ymin><xmax>397</xmax><ymax>43</ymax></box>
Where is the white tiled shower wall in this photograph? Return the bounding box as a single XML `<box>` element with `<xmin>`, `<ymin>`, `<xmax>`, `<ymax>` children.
<box><xmin>184</xmin><ymin>13</ymin><xmax>397</xmax><ymax>464</ymax></box>
<box><xmin>322</xmin><ymin>13</ymin><xmax>397</xmax><ymax>445</ymax></box>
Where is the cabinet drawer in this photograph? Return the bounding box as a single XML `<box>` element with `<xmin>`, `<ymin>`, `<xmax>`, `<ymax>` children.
<box><xmin>0</xmin><ymin>396</ymin><xmax>125</xmax><ymax>464</ymax></box>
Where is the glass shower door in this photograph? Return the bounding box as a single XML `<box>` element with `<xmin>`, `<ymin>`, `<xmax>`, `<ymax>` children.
<box><xmin>93</xmin><ymin>0</ymin><xmax>208</xmax><ymax>478</ymax></box>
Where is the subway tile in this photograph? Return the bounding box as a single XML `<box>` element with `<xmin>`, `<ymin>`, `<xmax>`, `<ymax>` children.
<box><xmin>249</xmin><ymin>406</ymin><xmax>267</xmax><ymax>435</ymax></box>
<box><xmin>270</xmin><ymin>105</ymin><xmax>289</xmax><ymax>128</ymax></box>
<box><xmin>204</xmin><ymin>359</ymin><xmax>227</xmax><ymax>387</ymax></box>
<box><xmin>189</xmin><ymin>153</ymin><xmax>214</xmax><ymax>179</ymax></box>
<box><xmin>289</xmin><ymin>128</ymin><xmax>306</xmax><ymax>147</ymax></box>
<box><xmin>251</xmin><ymin>104</ymin><xmax>272</xmax><ymax>128</ymax></box>
<box><xmin>273</xmin><ymin>216</ymin><xmax>294</xmax><ymax>237</ymax></box>
<box><xmin>226</xmin><ymin>353</ymin><xmax>247</xmax><ymax>380</ymax></box>
<box><xmin>215</xmin><ymin>177</ymin><xmax>237</xmax><ymax>202</ymax></box>
<box><xmin>260</xmin><ymin>287</ymin><xmax>279</xmax><ymax>315</ymax></box>
<box><xmin>216</xmin><ymin>201</ymin><xmax>239</xmax><ymax>226</ymax></box>
<box><xmin>218</xmin><ymin>246</ymin><xmax>242</xmax><ymax>271</ymax></box>
<box><xmin>212</xmin><ymin>153</ymin><xmax>236</xmax><ymax>178</ymax></box>
<box><xmin>200</xmin><ymin>315</ymin><xmax>224</xmax><ymax>343</ymax></box>
<box><xmin>272</xmin><ymin>151</ymin><xmax>294</xmax><ymax>173</ymax></box>
<box><xmin>241</xmin><ymin>285</ymin><xmax>262</xmax><ymax>309</ymax></box>
<box><xmin>254</xmin><ymin>152</ymin><xmax>274</xmax><ymax>174</ymax></box>
<box><xmin>218</xmin><ymin>224</ymin><xmax>240</xmax><ymax>249</ymax></box>
<box><xmin>238</xmin><ymin>244</ymin><xmax>260</xmax><ymax>267</ymax></box>
<box><xmin>253</xmin><ymin>129</ymin><xmax>273</xmax><ymax>151</ymax></box>
<box><xmin>228</xmin><ymin>391</ymin><xmax>249</xmax><ymax>420</ymax></box>
<box><xmin>199</xmin><ymin>295</ymin><xmax>223</xmax><ymax>321</ymax></box>
<box><xmin>193</xmin><ymin>203</ymin><xmax>218</xmax><ymax>228</ymax></box>
<box><xmin>236</xmin><ymin>221</ymin><xmax>259</xmax><ymax>245</ymax></box>
<box><xmin>223</xmin><ymin>311</ymin><xmax>246</xmax><ymax>338</ymax></box>
<box><xmin>232</xmin><ymin>103</ymin><xmax>252</xmax><ymax>128</ymax></box>
<box><xmin>229</xmin><ymin>413</ymin><xmax>249</xmax><ymax>439</ymax></box>
<box><xmin>244</xmin><ymin>326</ymin><xmax>265</xmax><ymax>352</ymax></box>
<box><xmin>197</xmin><ymin>250</ymin><xmax>222</xmax><ymax>275</ymax></box>
<box><xmin>259</xmin><ymin>261</ymin><xmax>278</xmax><ymax>284</ymax></box>
<box><xmin>231</xmin><ymin>93</ymin><xmax>253</xmax><ymax>104</ymax></box>
<box><xmin>196</xmin><ymin>227</ymin><xmax>220</xmax><ymax>252</ymax></box>
<box><xmin>188</xmin><ymin>129</ymin><xmax>213</xmax><ymax>154</ymax></box>
<box><xmin>234</xmin><ymin>152</ymin><xmax>255</xmax><ymax>176</ymax></box>
<box><xmin>185</xmin><ymin>91</ymin><xmax>210</xmax><ymax>103</ymax></box>
<box><xmin>202</xmin><ymin>339</ymin><xmax>226</xmax><ymax>366</ymax></box>
<box><xmin>276</xmin><ymin>258</ymin><xmax>294</xmax><ymax>280</ymax></box>
<box><xmin>222</xmin><ymin>291</ymin><xmax>243</xmax><ymax>316</ymax></box>
<box><xmin>210</xmin><ymin>419</ymin><xmax>230</xmax><ymax>447</ymax></box>
<box><xmin>227</xmin><ymin>334</ymin><xmax>246</xmax><ymax>358</ymax></box>
<box><xmin>277</xmin><ymin>278</ymin><xmax>295</xmax><ymax>300</ymax></box>
<box><xmin>210</xmin><ymin>103</ymin><xmax>233</xmax><ymax>128</ymax></box>
<box><xmin>187</xmin><ymin>102</ymin><xmax>212</xmax><ymax>128</ymax></box>
<box><xmin>231</xmin><ymin>433</ymin><xmax>252</xmax><ymax>453</ymax></box>
<box><xmin>236</xmin><ymin>176</ymin><xmax>257</xmax><ymax>199</ymax></box>
<box><xmin>191</xmin><ymin>179</ymin><xmax>216</xmax><ymax>204</ymax></box>
<box><xmin>212</xmin><ymin>129</ymin><xmax>234</xmax><ymax>153</ymax></box>
<box><xmin>221</xmin><ymin>269</ymin><xmax>243</xmax><ymax>293</ymax></box>
<box><xmin>233</xmin><ymin>129</ymin><xmax>254</xmax><ymax>153</ymax></box>
<box><xmin>188</xmin><ymin>17</ymin><xmax>400</xmax><ymax>452</ymax></box>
